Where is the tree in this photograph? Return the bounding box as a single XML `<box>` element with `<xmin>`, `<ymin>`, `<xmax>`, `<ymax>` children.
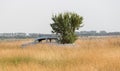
<box><xmin>50</xmin><ymin>12</ymin><xmax>83</xmax><ymax>44</ymax></box>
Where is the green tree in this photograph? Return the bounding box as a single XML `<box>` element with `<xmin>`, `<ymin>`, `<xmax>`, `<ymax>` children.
<box><xmin>50</xmin><ymin>12</ymin><xmax>83</xmax><ymax>44</ymax></box>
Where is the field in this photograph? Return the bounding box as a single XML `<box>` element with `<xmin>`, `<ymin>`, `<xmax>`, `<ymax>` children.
<box><xmin>0</xmin><ymin>36</ymin><xmax>120</xmax><ymax>71</ymax></box>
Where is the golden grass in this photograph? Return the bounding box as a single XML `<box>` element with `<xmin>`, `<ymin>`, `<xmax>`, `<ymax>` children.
<box><xmin>0</xmin><ymin>37</ymin><xmax>120</xmax><ymax>71</ymax></box>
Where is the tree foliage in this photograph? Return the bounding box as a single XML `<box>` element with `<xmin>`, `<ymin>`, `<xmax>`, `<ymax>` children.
<box><xmin>50</xmin><ymin>12</ymin><xmax>83</xmax><ymax>44</ymax></box>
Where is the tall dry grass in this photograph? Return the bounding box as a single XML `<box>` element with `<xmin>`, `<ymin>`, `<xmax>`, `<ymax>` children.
<box><xmin>0</xmin><ymin>37</ymin><xmax>120</xmax><ymax>71</ymax></box>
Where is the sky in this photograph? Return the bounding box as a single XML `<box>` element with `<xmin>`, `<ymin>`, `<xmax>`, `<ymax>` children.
<box><xmin>0</xmin><ymin>0</ymin><xmax>120</xmax><ymax>33</ymax></box>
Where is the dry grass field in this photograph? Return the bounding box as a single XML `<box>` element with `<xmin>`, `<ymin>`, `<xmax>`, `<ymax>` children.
<box><xmin>0</xmin><ymin>36</ymin><xmax>120</xmax><ymax>71</ymax></box>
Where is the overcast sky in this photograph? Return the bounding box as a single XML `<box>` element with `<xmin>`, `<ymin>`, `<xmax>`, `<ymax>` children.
<box><xmin>0</xmin><ymin>0</ymin><xmax>120</xmax><ymax>33</ymax></box>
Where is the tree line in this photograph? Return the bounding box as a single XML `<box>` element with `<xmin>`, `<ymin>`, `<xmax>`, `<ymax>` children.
<box><xmin>0</xmin><ymin>31</ymin><xmax>119</xmax><ymax>39</ymax></box>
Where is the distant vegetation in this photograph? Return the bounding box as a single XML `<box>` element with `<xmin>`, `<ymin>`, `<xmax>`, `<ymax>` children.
<box><xmin>76</xmin><ymin>31</ymin><xmax>120</xmax><ymax>37</ymax></box>
<box><xmin>0</xmin><ymin>31</ymin><xmax>120</xmax><ymax>39</ymax></box>
<box><xmin>0</xmin><ymin>33</ymin><xmax>40</xmax><ymax>39</ymax></box>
